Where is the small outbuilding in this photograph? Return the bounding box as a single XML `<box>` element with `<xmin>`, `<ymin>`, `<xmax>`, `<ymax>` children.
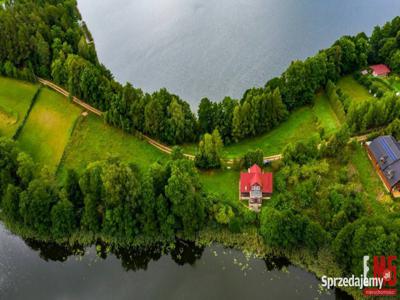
<box><xmin>370</xmin><ymin>64</ymin><xmax>391</xmax><ymax>77</ymax></box>
<box><xmin>239</xmin><ymin>164</ymin><xmax>273</xmax><ymax>211</ymax></box>
<box><xmin>366</xmin><ymin>135</ymin><xmax>400</xmax><ymax>197</ymax></box>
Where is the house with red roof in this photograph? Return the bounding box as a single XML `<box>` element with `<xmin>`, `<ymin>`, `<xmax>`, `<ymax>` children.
<box><xmin>239</xmin><ymin>164</ymin><xmax>273</xmax><ymax>212</ymax></box>
<box><xmin>370</xmin><ymin>64</ymin><xmax>391</xmax><ymax>77</ymax></box>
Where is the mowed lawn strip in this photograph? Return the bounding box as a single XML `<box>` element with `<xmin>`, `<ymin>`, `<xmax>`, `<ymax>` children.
<box><xmin>337</xmin><ymin>75</ymin><xmax>374</xmax><ymax>103</ymax></box>
<box><xmin>59</xmin><ymin>114</ymin><xmax>168</xmax><ymax>176</ymax></box>
<box><xmin>350</xmin><ymin>144</ymin><xmax>386</xmax><ymax>214</ymax></box>
<box><xmin>0</xmin><ymin>77</ymin><xmax>39</xmax><ymax>138</ymax></box>
<box><xmin>17</xmin><ymin>88</ymin><xmax>81</xmax><ymax>172</ymax></box>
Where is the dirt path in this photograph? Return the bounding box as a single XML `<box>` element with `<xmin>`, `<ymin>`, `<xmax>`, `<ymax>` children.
<box><xmin>38</xmin><ymin>78</ymin><xmax>197</xmax><ymax>159</ymax></box>
<box><xmin>38</xmin><ymin>78</ymin><xmax>103</xmax><ymax>116</ymax></box>
<box><xmin>37</xmin><ymin>78</ymin><xmax>370</xmax><ymax>164</ymax></box>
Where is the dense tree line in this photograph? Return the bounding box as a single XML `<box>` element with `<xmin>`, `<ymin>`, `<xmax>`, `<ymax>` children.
<box><xmin>4</xmin><ymin>2</ymin><xmax>400</xmax><ymax>147</ymax></box>
<box><xmin>0</xmin><ymin>137</ymin><xmax>205</xmax><ymax>241</ymax></box>
<box><xmin>347</xmin><ymin>92</ymin><xmax>400</xmax><ymax>133</ymax></box>
<box><xmin>260</xmin><ymin>131</ymin><xmax>399</xmax><ymax>292</ymax></box>
<box><xmin>0</xmin><ymin>0</ymin><xmax>197</xmax><ymax>145</ymax></box>
<box><xmin>198</xmin><ymin>88</ymin><xmax>288</xmax><ymax>144</ymax></box>
<box><xmin>0</xmin><ymin>137</ymin><xmax>254</xmax><ymax>242</ymax></box>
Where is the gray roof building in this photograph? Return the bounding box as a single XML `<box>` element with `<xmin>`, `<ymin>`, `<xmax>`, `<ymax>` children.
<box><xmin>367</xmin><ymin>135</ymin><xmax>400</xmax><ymax>191</ymax></box>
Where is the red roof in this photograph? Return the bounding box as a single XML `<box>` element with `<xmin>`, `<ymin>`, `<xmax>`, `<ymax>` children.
<box><xmin>249</xmin><ymin>164</ymin><xmax>261</xmax><ymax>174</ymax></box>
<box><xmin>240</xmin><ymin>164</ymin><xmax>273</xmax><ymax>194</ymax></box>
<box><xmin>370</xmin><ymin>64</ymin><xmax>391</xmax><ymax>76</ymax></box>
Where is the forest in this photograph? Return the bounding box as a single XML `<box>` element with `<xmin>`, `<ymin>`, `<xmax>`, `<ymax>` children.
<box><xmin>0</xmin><ymin>137</ymin><xmax>255</xmax><ymax>243</ymax></box>
<box><xmin>1</xmin><ymin>1</ymin><xmax>400</xmax><ymax>298</ymax></box>
<box><xmin>3</xmin><ymin>0</ymin><xmax>400</xmax><ymax>148</ymax></box>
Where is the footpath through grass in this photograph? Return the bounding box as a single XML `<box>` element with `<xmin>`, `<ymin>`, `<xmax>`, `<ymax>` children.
<box><xmin>0</xmin><ymin>77</ymin><xmax>39</xmax><ymax>138</ymax></box>
<box><xmin>337</xmin><ymin>76</ymin><xmax>374</xmax><ymax>103</ymax></box>
<box><xmin>59</xmin><ymin>115</ymin><xmax>168</xmax><ymax>177</ymax></box>
<box><xmin>17</xmin><ymin>88</ymin><xmax>81</xmax><ymax>172</ymax></box>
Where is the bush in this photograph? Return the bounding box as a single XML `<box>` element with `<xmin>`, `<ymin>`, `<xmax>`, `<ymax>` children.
<box><xmin>240</xmin><ymin>149</ymin><xmax>264</xmax><ymax>169</ymax></box>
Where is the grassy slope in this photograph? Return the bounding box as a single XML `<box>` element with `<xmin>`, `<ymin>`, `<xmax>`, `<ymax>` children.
<box><xmin>222</xmin><ymin>107</ymin><xmax>316</xmax><ymax>158</ymax></box>
<box><xmin>313</xmin><ymin>92</ymin><xmax>341</xmax><ymax>134</ymax></box>
<box><xmin>0</xmin><ymin>77</ymin><xmax>39</xmax><ymax>138</ymax></box>
<box><xmin>183</xmin><ymin>92</ymin><xmax>340</xmax><ymax>159</ymax></box>
<box><xmin>350</xmin><ymin>144</ymin><xmax>387</xmax><ymax>215</ymax></box>
<box><xmin>194</xmin><ymin>93</ymin><xmax>341</xmax><ymax>203</ymax></box>
<box><xmin>337</xmin><ymin>75</ymin><xmax>374</xmax><ymax>103</ymax></box>
<box><xmin>17</xmin><ymin>88</ymin><xmax>81</xmax><ymax>172</ymax></box>
<box><xmin>59</xmin><ymin>115</ymin><xmax>168</xmax><ymax>177</ymax></box>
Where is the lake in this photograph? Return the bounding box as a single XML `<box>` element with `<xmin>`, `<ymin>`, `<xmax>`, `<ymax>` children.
<box><xmin>78</xmin><ymin>0</ymin><xmax>400</xmax><ymax>108</ymax></box>
<box><xmin>2</xmin><ymin>2</ymin><xmax>398</xmax><ymax>299</ymax></box>
<box><xmin>0</xmin><ymin>223</ymin><xmax>352</xmax><ymax>299</ymax></box>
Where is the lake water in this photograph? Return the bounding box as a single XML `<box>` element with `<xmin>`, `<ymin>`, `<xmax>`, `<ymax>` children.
<box><xmin>78</xmin><ymin>0</ymin><xmax>400</xmax><ymax>108</ymax></box>
<box><xmin>2</xmin><ymin>2</ymin><xmax>398</xmax><ymax>299</ymax></box>
<box><xmin>0</xmin><ymin>223</ymin><xmax>352</xmax><ymax>300</ymax></box>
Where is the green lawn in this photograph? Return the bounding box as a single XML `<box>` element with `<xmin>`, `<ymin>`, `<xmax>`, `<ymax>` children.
<box><xmin>0</xmin><ymin>77</ymin><xmax>39</xmax><ymax>138</ymax></box>
<box><xmin>382</xmin><ymin>74</ymin><xmax>400</xmax><ymax>92</ymax></box>
<box><xmin>337</xmin><ymin>76</ymin><xmax>374</xmax><ymax>103</ymax></box>
<box><xmin>199</xmin><ymin>169</ymin><xmax>239</xmax><ymax>203</ymax></box>
<box><xmin>350</xmin><ymin>144</ymin><xmax>387</xmax><ymax>214</ymax></box>
<box><xmin>17</xmin><ymin>88</ymin><xmax>82</xmax><ymax>172</ymax></box>
<box><xmin>183</xmin><ymin>92</ymin><xmax>340</xmax><ymax>158</ymax></box>
<box><xmin>59</xmin><ymin>114</ymin><xmax>168</xmax><ymax>177</ymax></box>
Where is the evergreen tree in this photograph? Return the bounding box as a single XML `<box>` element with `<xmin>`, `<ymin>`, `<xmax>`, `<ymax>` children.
<box><xmin>51</xmin><ymin>198</ymin><xmax>76</xmax><ymax>239</ymax></box>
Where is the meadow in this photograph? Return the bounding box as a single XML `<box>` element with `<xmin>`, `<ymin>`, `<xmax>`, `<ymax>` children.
<box><xmin>17</xmin><ymin>88</ymin><xmax>82</xmax><ymax>172</ymax></box>
<box><xmin>337</xmin><ymin>75</ymin><xmax>374</xmax><ymax>103</ymax></box>
<box><xmin>0</xmin><ymin>76</ymin><xmax>386</xmax><ymax>206</ymax></box>
<box><xmin>183</xmin><ymin>92</ymin><xmax>340</xmax><ymax>158</ymax></box>
<box><xmin>198</xmin><ymin>169</ymin><xmax>239</xmax><ymax>204</ymax></box>
<box><xmin>0</xmin><ymin>77</ymin><xmax>39</xmax><ymax>138</ymax></box>
<box><xmin>350</xmin><ymin>144</ymin><xmax>388</xmax><ymax>214</ymax></box>
<box><xmin>59</xmin><ymin>114</ymin><xmax>168</xmax><ymax>177</ymax></box>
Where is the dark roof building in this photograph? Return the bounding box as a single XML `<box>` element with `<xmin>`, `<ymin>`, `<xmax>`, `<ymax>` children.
<box><xmin>366</xmin><ymin>135</ymin><xmax>400</xmax><ymax>196</ymax></box>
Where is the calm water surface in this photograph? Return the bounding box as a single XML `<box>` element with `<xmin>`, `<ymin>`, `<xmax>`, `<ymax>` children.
<box><xmin>2</xmin><ymin>2</ymin><xmax>398</xmax><ymax>299</ymax></box>
<box><xmin>0</xmin><ymin>223</ymin><xmax>352</xmax><ymax>300</ymax></box>
<box><xmin>78</xmin><ymin>0</ymin><xmax>400</xmax><ymax>108</ymax></box>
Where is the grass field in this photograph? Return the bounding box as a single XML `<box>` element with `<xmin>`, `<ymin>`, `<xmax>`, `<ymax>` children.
<box><xmin>350</xmin><ymin>144</ymin><xmax>387</xmax><ymax>214</ymax></box>
<box><xmin>313</xmin><ymin>92</ymin><xmax>341</xmax><ymax>135</ymax></box>
<box><xmin>0</xmin><ymin>77</ymin><xmax>39</xmax><ymax>138</ymax></box>
<box><xmin>337</xmin><ymin>76</ymin><xmax>374</xmax><ymax>103</ymax></box>
<box><xmin>183</xmin><ymin>92</ymin><xmax>340</xmax><ymax>158</ymax></box>
<box><xmin>17</xmin><ymin>88</ymin><xmax>81</xmax><ymax>172</ymax></box>
<box><xmin>59</xmin><ymin>115</ymin><xmax>168</xmax><ymax>177</ymax></box>
<box><xmin>199</xmin><ymin>169</ymin><xmax>239</xmax><ymax>203</ymax></box>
